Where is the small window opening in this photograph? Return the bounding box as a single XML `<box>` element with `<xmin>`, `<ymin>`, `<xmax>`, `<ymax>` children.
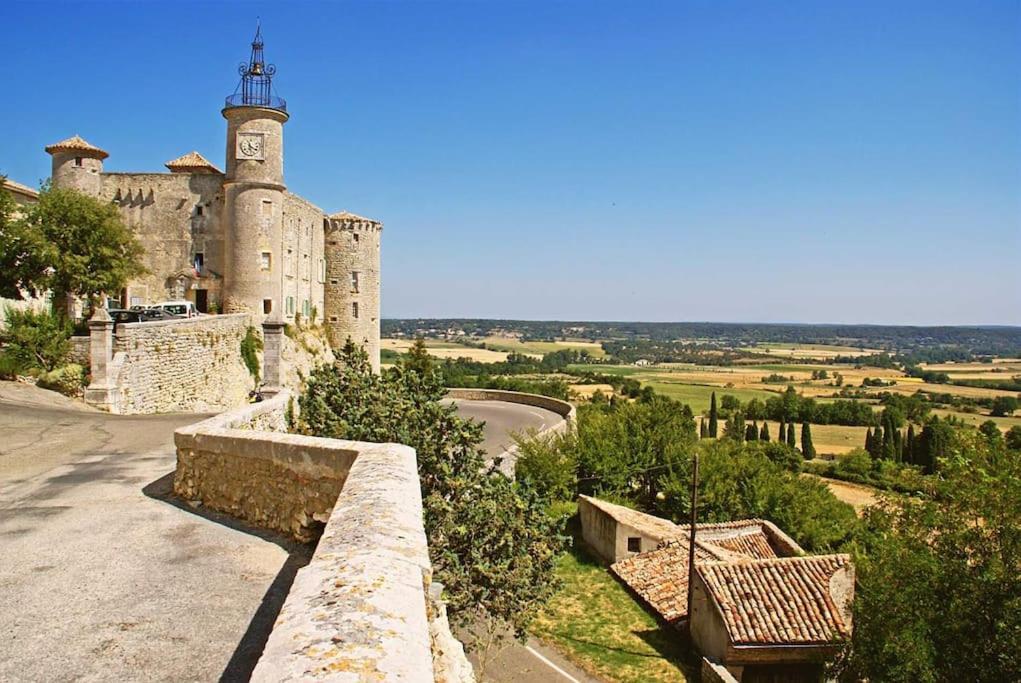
<box><xmin>350</xmin><ymin>271</ymin><xmax>360</xmax><ymax>293</ymax></box>
<box><xmin>352</xmin><ymin>302</ymin><xmax>359</xmax><ymax>319</ymax></box>
<box><xmin>263</xmin><ymin>299</ymin><xmax>273</xmax><ymax>314</ymax></box>
<box><xmin>74</xmin><ymin>157</ymin><xmax>83</xmax><ymax>167</ymax></box>
<box><xmin>627</xmin><ymin>537</ymin><xmax>641</xmax><ymax>553</ymax></box>
<box><xmin>352</xmin><ymin>233</ymin><xmax>359</xmax><ymax>243</ymax></box>
<box><xmin>194</xmin><ymin>252</ymin><xmax>204</xmax><ymax>274</ymax></box>
<box><xmin>196</xmin><ymin>205</ymin><xmax>204</xmax><ymax>216</ymax></box>
<box><xmin>260</xmin><ymin>252</ymin><xmax>271</xmax><ymax>271</ymax></box>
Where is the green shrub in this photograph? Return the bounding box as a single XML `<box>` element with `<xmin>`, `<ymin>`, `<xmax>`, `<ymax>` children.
<box><xmin>836</xmin><ymin>448</ymin><xmax>873</xmax><ymax>479</ymax></box>
<box><xmin>0</xmin><ymin>307</ymin><xmax>72</xmax><ymax>373</ymax></box>
<box><xmin>36</xmin><ymin>363</ymin><xmax>87</xmax><ymax>396</ymax></box>
<box><xmin>240</xmin><ymin>326</ymin><xmax>263</xmax><ymax>381</ymax></box>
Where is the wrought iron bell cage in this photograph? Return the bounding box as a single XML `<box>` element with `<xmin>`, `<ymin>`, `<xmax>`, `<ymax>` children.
<box><xmin>225</xmin><ymin>25</ymin><xmax>287</xmax><ymax>112</ymax></box>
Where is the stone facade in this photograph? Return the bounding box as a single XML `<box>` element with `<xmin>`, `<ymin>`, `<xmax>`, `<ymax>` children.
<box><xmin>43</xmin><ymin>31</ymin><xmax>382</xmax><ymax>368</ymax></box>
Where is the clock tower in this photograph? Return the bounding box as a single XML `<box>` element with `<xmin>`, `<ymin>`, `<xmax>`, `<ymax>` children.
<box><xmin>222</xmin><ymin>25</ymin><xmax>289</xmax><ymax>316</ymax></box>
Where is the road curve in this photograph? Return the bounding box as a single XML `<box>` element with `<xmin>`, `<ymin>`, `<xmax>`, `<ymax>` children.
<box><xmin>445</xmin><ymin>398</ymin><xmax>564</xmax><ymax>460</ymax></box>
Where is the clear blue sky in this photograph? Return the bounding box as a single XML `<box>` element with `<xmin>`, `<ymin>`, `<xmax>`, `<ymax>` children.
<box><xmin>3</xmin><ymin>1</ymin><xmax>1018</xmax><ymax>325</ymax></box>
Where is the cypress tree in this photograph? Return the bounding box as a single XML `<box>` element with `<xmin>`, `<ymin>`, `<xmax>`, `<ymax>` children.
<box><xmin>699</xmin><ymin>417</ymin><xmax>708</xmax><ymax>439</ymax></box>
<box><xmin>882</xmin><ymin>414</ymin><xmax>896</xmax><ymax>460</ymax></box>
<box><xmin>787</xmin><ymin>422</ymin><xmax>796</xmax><ymax>448</ymax></box>
<box><xmin>708</xmin><ymin>392</ymin><xmax>719</xmax><ymax>438</ymax></box>
<box><xmin>872</xmin><ymin>426</ymin><xmax>885</xmax><ymax>459</ymax></box>
<box><xmin>801</xmin><ymin>422</ymin><xmax>816</xmax><ymax>459</ymax></box>
<box><xmin>746</xmin><ymin>421</ymin><xmax>758</xmax><ymax>442</ymax></box>
<box><xmin>865</xmin><ymin>427</ymin><xmax>874</xmax><ymax>453</ymax></box>
<box><xmin>894</xmin><ymin>428</ymin><xmax>904</xmax><ymax>462</ymax></box>
<box><xmin>759</xmin><ymin>421</ymin><xmax>770</xmax><ymax>442</ymax></box>
<box><xmin>905</xmin><ymin>423</ymin><xmax>916</xmax><ymax>464</ymax></box>
<box><xmin>778</xmin><ymin>420</ymin><xmax>786</xmax><ymax>444</ymax></box>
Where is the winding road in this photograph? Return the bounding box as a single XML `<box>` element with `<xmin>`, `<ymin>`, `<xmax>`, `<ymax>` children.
<box><xmin>0</xmin><ymin>382</ymin><xmax>587</xmax><ymax>682</ymax></box>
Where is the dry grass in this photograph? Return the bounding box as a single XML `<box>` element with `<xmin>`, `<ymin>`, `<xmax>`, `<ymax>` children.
<box><xmin>480</xmin><ymin>335</ymin><xmax>607</xmax><ymax>358</ymax></box>
<box><xmin>802</xmin><ymin>473</ymin><xmax>880</xmax><ymax>514</ymax></box>
<box><xmin>708</xmin><ymin>420</ymin><xmax>868</xmax><ymax>456</ymax></box>
<box><xmin>381</xmin><ymin>338</ymin><xmax>510</xmax><ymax>362</ymax></box>
<box><xmin>569</xmin><ymin>383</ymin><xmax>615</xmax><ymax>399</ymax></box>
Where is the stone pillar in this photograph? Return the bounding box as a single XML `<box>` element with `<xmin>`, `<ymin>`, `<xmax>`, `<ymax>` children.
<box><xmin>83</xmin><ymin>308</ymin><xmax>121</xmax><ymax>412</ymax></box>
<box><xmin>262</xmin><ymin>312</ymin><xmax>285</xmax><ymax>398</ymax></box>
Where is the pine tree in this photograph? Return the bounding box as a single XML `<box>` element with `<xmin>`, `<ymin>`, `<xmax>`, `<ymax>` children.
<box><xmin>708</xmin><ymin>392</ymin><xmax>719</xmax><ymax>438</ymax></box>
<box><xmin>699</xmin><ymin>417</ymin><xmax>708</xmax><ymax>439</ymax></box>
<box><xmin>801</xmin><ymin>422</ymin><xmax>816</xmax><ymax>459</ymax></box>
<box><xmin>787</xmin><ymin>422</ymin><xmax>796</xmax><ymax>449</ymax></box>
<box><xmin>746</xmin><ymin>421</ymin><xmax>758</xmax><ymax>442</ymax></box>
<box><xmin>759</xmin><ymin>421</ymin><xmax>770</xmax><ymax>442</ymax></box>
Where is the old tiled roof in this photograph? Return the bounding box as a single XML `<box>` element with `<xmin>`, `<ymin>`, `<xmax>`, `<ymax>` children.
<box><xmin>0</xmin><ymin>178</ymin><xmax>39</xmax><ymax>199</ymax></box>
<box><xmin>165</xmin><ymin>151</ymin><xmax>222</xmax><ymax>173</ymax></box>
<box><xmin>328</xmin><ymin>210</ymin><xmax>381</xmax><ymax>224</ymax></box>
<box><xmin>581</xmin><ymin>495</ymin><xmax>681</xmax><ymax>540</ymax></box>
<box><xmin>697</xmin><ymin>554</ymin><xmax>854</xmax><ymax>646</ymax></box>
<box><xmin>612</xmin><ymin>538</ymin><xmax>734</xmax><ymax>624</ymax></box>
<box><xmin>44</xmin><ymin>135</ymin><xmax>109</xmax><ymax>159</ymax></box>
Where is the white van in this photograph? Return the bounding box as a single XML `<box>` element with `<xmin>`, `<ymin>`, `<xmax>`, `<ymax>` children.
<box><xmin>151</xmin><ymin>300</ymin><xmax>198</xmax><ymax>318</ymax></box>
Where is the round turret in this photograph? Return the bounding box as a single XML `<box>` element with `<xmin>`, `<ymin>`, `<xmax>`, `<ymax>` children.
<box><xmin>324</xmin><ymin>212</ymin><xmax>382</xmax><ymax>372</ymax></box>
<box><xmin>45</xmin><ymin>135</ymin><xmax>107</xmax><ymax>195</ymax></box>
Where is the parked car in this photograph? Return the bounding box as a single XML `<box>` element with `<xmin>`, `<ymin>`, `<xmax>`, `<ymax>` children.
<box><xmin>108</xmin><ymin>308</ymin><xmax>146</xmax><ymax>324</ymax></box>
<box><xmin>151</xmin><ymin>300</ymin><xmax>198</xmax><ymax>318</ymax></box>
<box><xmin>140</xmin><ymin>308</ymin><xmax>177</xmax><ymax>321</ymax></box>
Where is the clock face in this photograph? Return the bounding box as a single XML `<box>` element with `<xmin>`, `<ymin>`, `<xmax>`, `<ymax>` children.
<box><xmin>240</xmin><ymin>137</ymin><xmax>261</xmax><ymax>156</ymax></box>
<box><xmin>236</xmin><ymin>133</ymin><xmax>265</xmax><ymax>160</ymax></box>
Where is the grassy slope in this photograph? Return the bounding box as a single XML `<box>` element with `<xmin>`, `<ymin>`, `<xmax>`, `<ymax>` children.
<box><xmin>530</xmin><ymin>544</ymin><xmax>694</xmax><ymax>683</ymax></box>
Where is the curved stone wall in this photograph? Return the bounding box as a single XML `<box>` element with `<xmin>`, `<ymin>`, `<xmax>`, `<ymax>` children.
<box><xmin>444</xmin><ymin>387</ymin><xmax>576</xmax><ymax>429</ymax></box>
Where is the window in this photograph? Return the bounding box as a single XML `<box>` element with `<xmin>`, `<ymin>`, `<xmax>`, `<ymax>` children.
<box><xmin>74</xmin><ymin>157</ymin><xmax>83</xmax><ymax>167</ymax></box>
<box><xmin>260</xmin><ymin>200</ymin><xmax>273</xmax><ymax>216</ymax></box>
<box><xmin>329</xmin><ymin>316</ymin><xmax>338</xmax><ymax>322</ymax></box>
<box><xmin>350</xmin><ymin>271</ymin><xmax>360</xmax><ymax>293</ymax></box>
<box><xmin>627</xmin><ymin>537</ymin><xmax>641</xmax><ymax>553</ymax></box>
<box><xmin>194</xmin><ymin>252</ymin><xmax>204</xmax><ymax>274</ymax></box>
<box><xmin>352</xmin><ymin>302</ymin><xmax>359</xmax><ymax>319</ymax></box>
<box><xmin>285</xmin><ymin>296</ymin><xmax>295</xmax><ymax>315</ymax></box>
<box><xmin>318</xmin><ymin>258</ymin><xmax>326</xmax><ymax>283</ymax></box>
<box><xmin>302</xmin><ymin>299</ymin><xmax>310</xmax><ymax>317</ymax></box>
<box><xmin>352</xmin><ymin>232</ymin><xmax>359</xmax><ymax>243</ymax></box>
<box><xmin>263</xmin><ymin>299</ymin><xmax>273</xmax><ymax>314</ymax></box>
<box><xmin>260</xmin><ymin>252</ymin><xmax>271</xmax><ymax>271</ymax></box>
<box><xmin>196</xmin><ymin>205</ymin><xmax>204</xmax><ymax>216</ymax></box>
<box><xmin>285</xmin><ymin>248</ymin><xmax>294</xmax><ymax>277</ymax></box>
<box><xmin>302</xmin><ymin>253</ymin><xmax>309</xmax><ymax>280</ymax></box>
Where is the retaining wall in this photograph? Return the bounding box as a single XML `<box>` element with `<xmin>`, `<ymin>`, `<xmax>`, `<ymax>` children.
<box><xmin>444</xmin><ymin>387</ymin><xmax>576</xmax><ymax>431</ymax></box>
<box><xmin>173</xmin><ymin>393</ymin><xmax>472</xmax><ymax>681</ymax></box>
<box><xmin>110</xmin><ymin>313</ymin><xmax>254</xmax><ymax>414</ymax></box>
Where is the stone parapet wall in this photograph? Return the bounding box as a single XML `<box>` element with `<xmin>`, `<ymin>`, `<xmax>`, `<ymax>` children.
<box><xmin>110</xmin><ymin>313</ymin><xmax>254</xmax><ymax>414</ymax></box>
<box><xmin>173</xmin><ymin>392</ymin><xmax>472</xmax><ymax>680</ymax></box>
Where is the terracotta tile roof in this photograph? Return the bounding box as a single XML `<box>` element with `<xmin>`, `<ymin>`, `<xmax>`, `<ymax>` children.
<box><xmin>1</xmin><ymin>178</ymin><xmax>39</xmax><ymax>199</ymax></box>
<box><xmin>165</xmin><ymin>151</ymin><xmax>222</xmax><ymax>173</ymax></box>
<box><xmin>611</xmin><ymin>538</ymin><xmax>734</xmax><ymax>624</ymax></box>
<box><xmin>697</xmin><ymin>554</ymin><xmax>854</xmax><ymax>646</ymax></box>
<box><xmin>699</xmin><ymin>526</ymin><xmax>778</xmax><ymax>560</ymax></box>
<box><xmin>44</xmin><ymin>135</ymin><xmax>109</xmax><ymax>159</ymax></box>
<box><xmin>328</xmin><ymin>210</ymin><xmax>381</xmax><ymax>224</ymax></box>
<box><xmin>579</xmin><ymin>495</ymin><xmax>679</xmax><ymax>541</ymax></box>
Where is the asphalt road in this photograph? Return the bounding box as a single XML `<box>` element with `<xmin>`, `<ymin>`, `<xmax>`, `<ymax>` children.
<box><xmin>0</xmin><ymin>382</ymin><xmax>300</xmax><ymax>683</ymax></box>
<box><xmin>0</xmin><ymin>383</ymin><xmax>589</xmax><ymax>683</ymax></box>
<box><xmin>445</xmin><ymin>398</ymin><xmax>563</xmax><ymax>471</ymax></box>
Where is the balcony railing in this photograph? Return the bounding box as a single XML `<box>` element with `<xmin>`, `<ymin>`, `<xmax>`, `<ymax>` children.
<box><xmin>224</xmin><ymin>93</ymin><xmax>287</xmax><ymax>112</ymax></box>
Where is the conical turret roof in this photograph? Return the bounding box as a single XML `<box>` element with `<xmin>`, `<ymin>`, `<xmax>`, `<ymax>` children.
<box><xmin>165</xmin><ymin>151</ymin><xmax>222</xmax><ymax>174</ymax></box>
<box><xmin>44</xmin><ymin>135</ymin><xmax>109</xmax><ymax>159</ymax></box>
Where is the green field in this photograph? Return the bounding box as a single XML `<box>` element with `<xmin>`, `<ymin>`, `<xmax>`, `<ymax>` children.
<box><xmin>530</xmin><ymin>543</ymin><xmax>692</xmax><ymax>682</ymax></box>
<box><xmin>480</xmin><ymin>336</ymin><xmax>607</xmax><ymax>358</ymax></box>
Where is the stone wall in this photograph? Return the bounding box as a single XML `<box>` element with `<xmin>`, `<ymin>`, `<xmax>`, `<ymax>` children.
<box><xmin>100</xmin><ymin>172</ymin><xmax>226</xmax><ymax>308</ymax></box>
<box><xmin>110</xmin><ymin>313</ymin><xmax>254</xmax><ymax>414</ymax></box>
<box><xmin>280</xmin><ymin>192</ymin><xmax>327</xmax><ymax>325</ymax></box>
<box><xmin>69</xmin><ymin>336</ymin><xmax>91</xmax><ymax>367</ymax></box>
<box><xmin>443</xmin><ymin>388</ymin><xmax>576</xmax><ymax>430</ymax></box>
<box><xmin>173</xmin><ymin>393</ymin><xmax>473</xmax><ymax>680</ymax></box>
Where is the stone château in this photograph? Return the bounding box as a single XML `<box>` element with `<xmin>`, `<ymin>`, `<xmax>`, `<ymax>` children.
<box><xmin>43</xmin><ymin>28</ymin><xmax>381</xmax><ymax>369</ymax></box>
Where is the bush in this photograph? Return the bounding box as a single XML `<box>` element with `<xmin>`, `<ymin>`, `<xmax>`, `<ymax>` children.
<box><xmin>835</xmin><ymin>448</ymin><xmax>873</xmax><ymax>479</ymax></box>
<box><xmin>515</xmin><ymin>430</ymin><xmax>577</xmax><ymax>502</ymax></box>
<box><xmin>0</xmin><ymin>307</ymin><xmax>71</xmax><ymax>373</ymax></box>
<box><xmin>240</xmin><ymin>326</ymin><xmax>263</xmax><ymax>382</ymax></box>
<box><xmin>36</xmin><ymin>363</ymin><xmax>87</xmax><ymax>396</ymax></box>
<box><xmin>757</xmin><ymin>441</ymin><xmax>803</xmax><ymax>472</ymax></box>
